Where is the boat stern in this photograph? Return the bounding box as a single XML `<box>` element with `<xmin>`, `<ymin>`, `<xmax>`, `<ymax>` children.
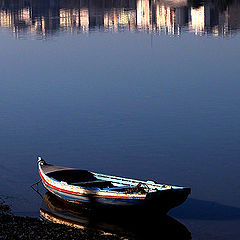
<box><xmin>145</xmin><ymin>187</ymin><xmax>191</xmax><ymax>213</ymax></box>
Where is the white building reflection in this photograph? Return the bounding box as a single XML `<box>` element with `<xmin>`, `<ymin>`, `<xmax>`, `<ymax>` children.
<box><xmin>190</xmin><ymin>6</ymin><xmax>205</xmax><ymax>35</ymax></box>
<box><xmin>155</xmin><ymin>4</ymin><xmax>176</xmax><ymax>34</ymax></box>
<box><xmin>137</xmin><ymin>0</ymin><xmax>151</xmax><ymax>30</ymax></box>
<box><xmin>104</xmin><ymin>9</ymin><xmax>136</xmax><ymax>31</ymax></box>
<box><xmin>0</xmin><ymin>0</ymin><xmax>239</xmax><ymax>38</ymax></box>
<box><xmin>59</xmin><ymin>8</ymin><xmax>89</xmax><ymax>32</ymax></box>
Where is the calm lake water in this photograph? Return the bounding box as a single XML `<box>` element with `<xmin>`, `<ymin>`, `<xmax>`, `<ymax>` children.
<box><xmin>1</xmin><ymin>0</ymin><xmax>240</xmax><ymax>239</ymax></box>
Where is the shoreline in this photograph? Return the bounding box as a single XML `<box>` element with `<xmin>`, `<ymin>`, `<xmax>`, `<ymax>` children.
<box><xmin>0</xmin><ymin>199</ymin><xmax>126</xmax><ymax>240</ymax></box>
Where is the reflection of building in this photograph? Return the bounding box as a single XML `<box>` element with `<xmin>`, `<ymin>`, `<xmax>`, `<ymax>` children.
<box><xmin>137</xmin><ymin>0</ymin><xmax>151</xmax><ymax>30</ymax></box>
<box><xmin>59</xmin><ymin>8</ymin><xmax>89</xmax><ymax>32</ymax></box>
<box><xmin>0</xmin><ymin>0</ymin><xmax>240</xmax><ymax>38</ymax></box>
<box><xmin>104</xmin><ymin>9</ymin><xmax>136</xmax><ymax>31</ymax></box>
<box><xmin>190</xmin><ymin>6</ymin><xmax>205</xmax><ymax>34</ymax></box>
<box><xmin>188</xmin><ymin>0</ymin><xmax>240</xmax><ymax>36</ymax></box>
<box><xmin>155</xmin><ymin>5</ymin><xmax>175</xmax><ymax>34</ymax></box>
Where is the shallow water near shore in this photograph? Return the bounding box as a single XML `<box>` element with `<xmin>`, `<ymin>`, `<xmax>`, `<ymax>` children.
<box><xmin>1</xmin><ymin>0</ymin><xmax>240</xmax><ymax>239</ymax></box>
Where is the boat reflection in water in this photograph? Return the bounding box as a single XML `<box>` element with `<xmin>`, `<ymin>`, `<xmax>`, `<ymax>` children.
<box><xmin>40</xmin><ymin>192</ymin><xmax>191</xmax><ymax>239</ymax></box>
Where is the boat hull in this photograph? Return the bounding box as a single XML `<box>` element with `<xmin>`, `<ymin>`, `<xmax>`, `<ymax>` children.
<box><xmin>43</xmin><ymin>181</ymin><xmax>145</xmax><ymax>207</ymax></box>
<box><xmin>38</xmin><ymin>158</ymin><xmax>191</xmax><ymax>213</ymax></box>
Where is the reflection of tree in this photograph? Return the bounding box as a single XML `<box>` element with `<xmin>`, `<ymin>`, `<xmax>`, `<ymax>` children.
<box><xmin>187</xmin><ymin>0</ymin><xmax>237</xmax><ymax>11</ymax></box>
<box><xmin>215</xmin><ymin>0</ymin><xmax>234</xmax><ymax>12</ymax></box>
<box><xmin>187</xmin><ymin>0</ymin><xmax>205</xmax><ymax>9</ymax></box>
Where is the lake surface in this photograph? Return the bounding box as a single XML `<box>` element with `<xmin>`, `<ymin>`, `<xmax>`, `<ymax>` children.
<box><xmin>0</xmin><ymin>0</ymin><xmax>240</xmax><ymax>239</ymax></box>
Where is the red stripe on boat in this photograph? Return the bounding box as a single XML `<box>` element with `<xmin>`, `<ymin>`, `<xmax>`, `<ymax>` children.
<box><xmin>39</xmin><ymin>168</ymin><xmax>145</xmax><ymax>200</ymax></box>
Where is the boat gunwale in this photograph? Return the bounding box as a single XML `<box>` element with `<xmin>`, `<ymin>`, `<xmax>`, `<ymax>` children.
<box><xmin>38</xmin><ymin>164</ymin><xmax>147</xmax><ymax>199</ymax></box>
<box><xmin>91</xmin><ymin>172</ymin><xmax>185</xmax><ymax>190</ymax></box>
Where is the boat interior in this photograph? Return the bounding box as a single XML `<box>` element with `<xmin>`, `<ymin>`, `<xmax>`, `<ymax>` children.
<box><xmin>47</xmin><ymin>169</ymin><xmax>98</xmax><ymax>184</ymax></box>
<box><xmin>46</xmin><ymin>169</ymin><xmax>147</xmax><ymax>193</ymax></box>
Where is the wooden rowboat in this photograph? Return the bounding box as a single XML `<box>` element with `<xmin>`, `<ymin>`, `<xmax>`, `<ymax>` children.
<box><xmin>38</xmin><ymin>157</ymin><xmax>190</xmax><ymax>213</ymax></box>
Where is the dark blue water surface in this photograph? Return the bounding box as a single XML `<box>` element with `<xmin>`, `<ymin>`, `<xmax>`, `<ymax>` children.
<box><xmin>0</xmin><ymin>0</ymin><xmax>240</xmax><ymax>239</ymax></box>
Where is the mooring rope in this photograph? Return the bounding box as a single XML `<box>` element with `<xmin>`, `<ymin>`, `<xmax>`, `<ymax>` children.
<box><xmin>30</xmin><ymin>179</ymin><xmax>43</xmax><ymax>199</ymax></box>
